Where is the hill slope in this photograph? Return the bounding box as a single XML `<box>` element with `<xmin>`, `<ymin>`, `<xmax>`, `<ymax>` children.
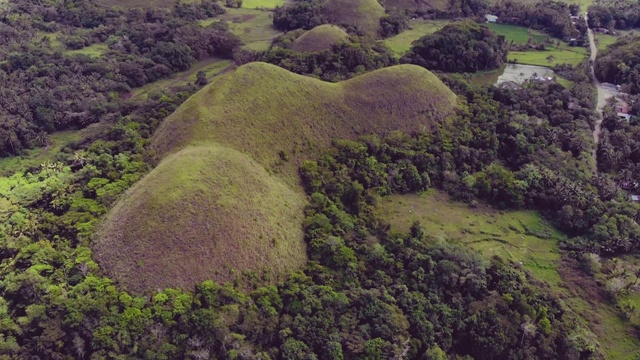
<box><xmin>291</xmin><ymin>24</ymin><xmax>350</xmax><ymax>52</ymax></box>
<box><xmin>96</xmin><ymin>62</ymin><xmax>456</xmax><ymax>292</ymax></box>
<box><xmin>94</xmin><ymin>145</ymin><xmax>307</xmax><ymax>293</ymax></box>
<box><xmin>321</xmin><ymin>0</ymin><xmax>385</xmax><ymax>36</ymax></box>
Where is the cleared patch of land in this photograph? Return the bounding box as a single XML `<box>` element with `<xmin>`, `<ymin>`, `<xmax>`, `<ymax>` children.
<box><xmin>241</xmin><ymin>0</ymin><xmax>286</xmax><ymax>9</ymax></box>
<box><xmin>97</xmin><ymin>62</ymin><xmax>457</xmax><ymax>292</ymax></box>
<box><xmin>65</xmin><ymin>43</ymin><xmax>109</xmax><ymax>58</ymax></box>
<box><xmin>321</xmin><ymin>0</ymin><xmax>385</xmax><ymax>36</ymax></box>
<box><xmin>201</xmin><ymin>8</ymin><xmax>282</xmax><ymax>51</ymax></box>
<box><xmin>509</xmin><ymin>43</ymin><xmax>589</xmax><ymax>67</ymax></box>
<box><xmin>291</xmin><ymin>24</ymin><xmax>349</xmax><ymax>52</ymax></box>
<box><xmin>94</xmin><ymin>145</ymin><xmax>307</xmax><ymax>293</ymax></box>
<box><xmin>383</xmin><ymin>20</ymin><xmax>449</xmax><ymax>57</ymax></box>
<box><xmin>379</xmin><ymin>0</ymin><xmax>448</xmax><ymax>11</ymax></box>
<box><xmin>377</xmin><ymin>190</ymin><xmax>640</xmax><ymax>359</ymax></box>
<box><xmin>378</xmin><ymin>191</ymin><xmax>562</xmax><ymax>283</ymax></box>
<box><xmin>483</xmin><ymin>23</ymin><xmax>547</xmax><ymax>44</ymax></box>
<box><xmin>132</xmin><ymin>57</ymin><xmax>233</xmax><ymax>99</ymax></box>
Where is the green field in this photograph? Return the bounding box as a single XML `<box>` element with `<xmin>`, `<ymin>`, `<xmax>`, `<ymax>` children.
<box><xmin>0</xmin><ymin>131</ymin><xmax>81</xmax><ymax>176</ymax></box>
<box><xmin>378</xmin><ymin>190</ymin><xmax>640</xmax><ymax>359</ymax></box>
<box><xmin>483</xmin><ymin>23</ymin><xmax>547</xmax><ymax>44</ymax></box>
<box><xmin>65</xmin><ymin>43</ymin><xmax>109</xmax><ymax>58</ymax></box>
<box><xmin>241</xmin><ymin>0</ymin><xmax>286</xmax><ymax>9</ymax></box>
<box><xmin>509</xmin><ymin>43</ymin><xmax>588</xmax><ymax>66</ymax></box>
<box><xmin>200</xmin><ymin>8</ymin><xmax>282</xmax><ymax>51</ymax></box>
<box><xmin>98</xmin><ymin>62</ymin><xmax>457</xmax><ymax>293</ymax></box>
<box><xmin>383</xmin><ymin>20</ymin><xmax>449</xmax><ymax>56</ymax></box>
<box><xmin>132</xmin><ymin>57</ymin><xmax>233</xmax><ymax>99</ymax></box>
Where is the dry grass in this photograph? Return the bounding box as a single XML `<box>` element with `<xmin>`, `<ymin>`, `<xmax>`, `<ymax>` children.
<box><xmin>150</xmin><ymin>62</ymin><xmax>457</xmax><ymax>184</ymax></box>
<box><xmin>94</xmin><ymin>145</ymin><xmax>307</xmax><ymax>293</ymax></box>
<box><xmin>98</xmin><ymin>63</ymin><xmax>456</xmax><ymax>293</ymax></box>
<box><xmin>291</xmin><ymin>24</ymin><xmax>349</xmax><ymax>52</ymax></box>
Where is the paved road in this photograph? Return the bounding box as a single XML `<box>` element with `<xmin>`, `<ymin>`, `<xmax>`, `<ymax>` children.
<box><xmin>586</xmin><ymin>13</ymin><xmax>609</xmax><ymax>164</ymax></box>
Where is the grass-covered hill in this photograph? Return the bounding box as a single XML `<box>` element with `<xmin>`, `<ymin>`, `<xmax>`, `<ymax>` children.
<box><xmin>291</xmin><ymin>24</ymin><xmax>350</xmax><ymax>52</ymax></box>
<box><xmin>150</xmin><ymin>62</ymin><xmax>456</xmax><ymax>181</ymax></box>
<box><xmin>322</xmin><ymin>0</ymin><xmax>385</xmax><ymax>35</ymax></box>
<box><xmin>96</xmin><ymin>62</ymin><xmax>456</xmax><ymax>292</ymax></box>
<box><xmin>93</xmin><ymin>145</ymin><xmax>307</xmax><ymax>293</ymax></box>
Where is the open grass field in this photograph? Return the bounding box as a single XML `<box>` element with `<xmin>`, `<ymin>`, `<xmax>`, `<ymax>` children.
<box><xmin>0</xmin><ymin>132</ymin><xmax>81</xmax><ymax>176</ymax></box>
<box><xmin>321</xmin><ymin>0</ymin><xmax>385</xmax><ymax>36</ymax></box>
<box><xmin>509</xmin><ymin>43</ymin><xmax>589</xmax><ymax>67</ymax></box>
<box><xmin>241</xmin><ymin>0</ymin><xmax>286</xmax><ymax>9</ymax></box>
<box><xmin>383</xmin><ymin>20</ymin><xmax>449</xmax><ymax>57</ymax></box>
<box><xmin>201</xmin><ymin>8</ymin><xmax>282</xmax><ymax>51</ymax></box>
<box><xmin>65</xmin><ymin>43</ymin><xmax>109</xmax><ymax>58</ymax></box>
<box><xmin>483</xmin><ymin>23</ymin><xmax>547</xmax><ymax>44</ymax></box>
<box><xmin>98</xmin><ymin>62</ymin><xmax>457</xmax><ymax>292</ymax></box>
<box><xmin>291</xmin><ymin>24</ymin><xmax>349</xmax><ymax>52</ymax></box>
<box><xmin>132</xmin><ymin>57</ymin><xmax>233</xmax><ymax>99</ymax></box>
<box><xmin>94</xmin><ymin>145</ymin><xmax>307</xmax><ymax>293</ymax></box>
<box><xmin>594</xmin><ymin>31</ymin><xmax>636</xmax><ymax>52</ymax></box>
<box><xmin>379</xmin><ymin>0</ymin><xmax>448</xmax><ymax>11</ymax></box>
<box><xmin>377</xmin><ymin>190</ymin><xmax>640</xmax><ymax>359</ymax></box>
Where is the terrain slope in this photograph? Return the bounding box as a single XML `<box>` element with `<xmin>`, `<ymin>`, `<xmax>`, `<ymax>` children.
<box><xmin>95</xmin><ymin>62</ymin><xmax>456</xmax><ymax>293</ymax></box>
<box><xmin>321</xmin><ymin>0</ymin><xmax>385</xmax><ymax>36</ymax></box>
<box><xmin>291</xmin><ymin>24</ymin><xmax>349</xmax><ymax>52</ymax></box>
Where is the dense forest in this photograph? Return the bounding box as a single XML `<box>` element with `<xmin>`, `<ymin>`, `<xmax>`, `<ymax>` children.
<box><xmin>594</xmin><ymin>36</ymin><xmax>640</xmax><ymax>94</ymax></box>
<box><xmin>401</xmin><ymin>21</ymin><xmax>508</xmax><ymax>72</ymax></box>
<box><xmin>2</xmin><ymin>0</ymin><xmax>640</xmax><ymax>356</ymax></box>
<box><xmin>0</xmin><ymin>0</ymin><xmax>240</xmax><ymax>157</ymax></box>
<box><xmin>587</xmin><ymin>1</ymin><xmax>640</xmax><ymax>30</ymax></box>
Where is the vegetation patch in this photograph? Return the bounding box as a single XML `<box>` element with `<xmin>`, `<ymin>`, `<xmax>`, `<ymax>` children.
<box><xmin>321</xmin><ymin>0</ymin><xmax>385</xmax><ymax>36</ymax></box>
<box><xmin>483</xmin><ymin>23</ymin><xmax>547</xmax><ymax>45</ymax></box>
<box><xmin>94</xmin><ymin>145</ymin><xmax>308</xmax><ymax>293</ymax></box>
<box><xmin>382</xmin><ymin>20</ymin><xmax>449</xmax><ymax>57</ymax></box>
<box><xmin>64</xmin><ymin>43</ymin><xmax>109</xmax><ymax>58</ymax></box>
<box><xmin>379</xmin><ymin>0</ymin><xmax>448</xmax><ymax>12</ymax></box>
<box><xmin>241</xmin><ymin>0</ymin><xmax>286</xmax><ymax>9</ymax></box>
<box><xmin>509</xmin><ymin>43</ymin><xmax>588</xmax><ymax>67</ymax></box>
<box><xmin>202</xmin><ymin>8</ymin><xmax>283</xmax><ymax>51</ymax></box>
<box><xmin>290</xmin><ymin>24</ymin><xmax>349</xmax><ymax>52</ymax></box>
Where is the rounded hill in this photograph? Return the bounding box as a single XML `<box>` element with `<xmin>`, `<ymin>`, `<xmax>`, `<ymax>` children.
<box><xmin>150</xmin><ymin>62</ymin><xmax>457</xmax><ymax>181</ymax></box>
<box><xmin>94</xmin><ymin>145</ymin><xmax>307</xmax><ymax>293</ymax></box>
<box><xmin>96</xmin><ymin>62</ymin><xmax>456</xmax><ymax>293</ymax></box>
<box><xmin>291</xmin><ymin>24</ymin><xmax>350</xmax><ymax>52</ymax></box>
<box><xmin>321</xmin><ymin>0</ymin><xmax>385</xmax><ymax>36</ymax></box>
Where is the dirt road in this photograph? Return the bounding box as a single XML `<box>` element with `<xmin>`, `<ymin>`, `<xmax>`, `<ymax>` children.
<box><xmin>586</xmin><ymin>13</ymin><xmax>609</xmax><ymax>164</ymax></box>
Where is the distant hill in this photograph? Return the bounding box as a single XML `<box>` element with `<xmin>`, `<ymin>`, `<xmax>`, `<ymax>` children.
<box><xmin>379</xmin><ymin>0</ymin><xmax>448</xmax><ymax>12</ymax></box>
<box><xmin>95</xmin><ymin>62</ymin><xmax>457</xmax><ymax>293</ymax></box>
<box><xmin>321</xmin><ymin>0</ymin><xmax>386</xmax><ymax>35</ymax></box>
<box><xmin>291</xmin><ymin>24</ymin><xmax>350</xmax><ymax>52</ymax></box>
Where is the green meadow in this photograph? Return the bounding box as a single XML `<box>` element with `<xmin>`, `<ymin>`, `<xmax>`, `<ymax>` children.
<box><xmin>383</xmin><ymin>20</ymin><xmax>450</xmax><ymax>57</ymax></box>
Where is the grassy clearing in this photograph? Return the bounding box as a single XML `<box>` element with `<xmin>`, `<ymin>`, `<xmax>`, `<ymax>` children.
<box><xmin>509</xmin><ymin>43</ymin><xmax>589</xmax><ymax>67</ymax></box>
<box><xmin>132</xmin><ymin>57</ymin><xmax>233</xmax><ymax>99</ymax></box>
<box><xmin>150</xmin><ymin>62</ymin><xmax>457</xmax><ymax>183</ymax></box>
<box><xmin>64</xmin><ymin>43</ymin><xmax>109</xmax><ymax>58</ymax></box>
<box><xmin>378</xmin><ymin>191</ymin><xmax>562</xmax><ymax>283</ymax></box>
<box><xmin>383</xmin><ymin>20</ymin><xmax>449</xmax><ymax>57</ymax></box>
<box><xmin>241</xmin><ymin>0</ymin><xmax>285</xmax><ymax>9</ymax></box>
<box><xmin>483</xmin><ymin>23</ymin><xmax>547</xmax><ymax>44</ymax></box>
<box><xmin>94</xmin><ymin>145</ymin><xmax>307</xmax><ymax>293</ymax></box>
<box><xmin>0</xmin><ymin>131</ymin><xmax>81</xmax><ymax>176</ymax></box>
<box><xmin>202</xmin><ymin>8</ymin><xmax>282</xmax><ymax>51</ymax></box>
<box><xmin>291</xmin><ymin>24</ymin><xmax>349</xmax><ymax>52</ymax></box>
<box><xmin>380</xmin><ymin>0</ymin><xmax>448</xmax><ymax>11</ymax></box>
<box><xmin>377</xmin><ymin>190</ymin><xmax>640</xmax><ymax>359</ymax></box>
<box><xmin>100</xmin><ymin>63</ymin><xmax>456</xmax><ymax>292</ymax></box>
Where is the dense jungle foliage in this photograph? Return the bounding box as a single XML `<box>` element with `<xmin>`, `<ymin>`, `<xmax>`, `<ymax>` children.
<box><xmin>0</xmin><ymin>0</ymin><xmax>239</xmax><ymax>157</ymax></box>
<box><xmin>594</xmin><ymin>36</ymin><xmax>640</xmax><ymax>94</ymax></box>
<box><xmin>401</xmin><ymin>21</ymin><xmax>508</xmax><ymax>73</ymax></box>
<box><xmin>587</xmin><ymin>1</ymin><xmax>640</xmax><ymax>30</ymax></box>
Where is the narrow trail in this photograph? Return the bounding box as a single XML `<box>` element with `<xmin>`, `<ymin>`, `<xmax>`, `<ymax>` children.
<box><xmin>586</xmin><ymin>13</ymin><xmax>608</xmax><ymax>166</ymax></box>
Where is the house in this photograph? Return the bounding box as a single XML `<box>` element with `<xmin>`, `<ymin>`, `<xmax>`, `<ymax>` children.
<box><xmin>631</xmin><ymin>195</ymin><xmax>640</xmax><ymax>202</ymax></box>
<box><xmin>485</xmin><ymin>14</ymin><xmax>498</xmax><ymax>23</ymax></box>
<box><xmin>618</xmin><ymin>112</ymin><xmax>632</xmax><ymax>121</ymax></box>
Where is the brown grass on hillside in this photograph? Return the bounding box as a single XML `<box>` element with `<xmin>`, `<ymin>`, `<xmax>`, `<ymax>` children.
<box><xmin>94</xmin><ymin>145</ymin><xmax>307</xmax><ymax>293</ymax></box>
<box><xmin>321</xmin><ymin>0</ymin><xmax>385</xmax><ymax>36</ymax></box>
<box><xmin>291</xmin><ymin>24</ymin><xmax>350</xmax><ymax>52</ymax></box>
